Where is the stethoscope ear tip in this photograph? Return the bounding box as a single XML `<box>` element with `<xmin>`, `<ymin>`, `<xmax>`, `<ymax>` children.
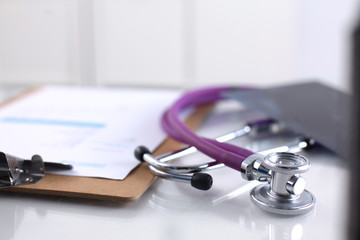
<box><xmin>134</xmin><ymin>146</ymin><xmax>151</xmax><ymax>162</ymax></box>
<box><xmin>191</xmin><ymin>173</ymin><xmax>213</xmax><ymax>191</ymax></box>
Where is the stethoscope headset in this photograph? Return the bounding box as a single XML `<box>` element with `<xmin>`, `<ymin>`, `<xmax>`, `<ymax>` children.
<box><xmin>135</xmin><ymin>86</ymin><xmax>316</xmax><ymax>215</ymax></box>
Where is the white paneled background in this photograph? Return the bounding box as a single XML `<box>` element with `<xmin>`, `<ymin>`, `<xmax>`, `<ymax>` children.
<box><xmin>0</xmin><ymin>0</ymin><xmax>358</xmax><ymax>90</ymax></box>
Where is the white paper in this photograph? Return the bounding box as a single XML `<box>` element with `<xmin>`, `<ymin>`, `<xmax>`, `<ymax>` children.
<box><xmin>0</xmin><ymin>86</ymin><xmax>180</xmax><ymax>180</ymax></box>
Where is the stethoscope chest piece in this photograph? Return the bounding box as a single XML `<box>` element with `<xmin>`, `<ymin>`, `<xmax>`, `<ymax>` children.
<box><xmin>244</xmin><ymin>152</ymin><xmax>316</xmax><ymax>215</ymax></box>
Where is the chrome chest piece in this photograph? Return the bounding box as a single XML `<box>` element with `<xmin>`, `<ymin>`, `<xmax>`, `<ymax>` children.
<box><xmin>241</xmin><ymin>152</ymin><xmax>316</xmax><ymax>215</ymax></box>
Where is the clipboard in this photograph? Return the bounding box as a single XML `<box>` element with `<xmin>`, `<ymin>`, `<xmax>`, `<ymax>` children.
<box><xmin>0</xmin><ymin>87</ymin><xmax>213</xmax><ymax>201</ymax></box>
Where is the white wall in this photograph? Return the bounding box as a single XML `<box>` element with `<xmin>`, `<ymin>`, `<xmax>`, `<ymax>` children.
<box><xmin>94</xmin><ymin>0</ymin><xmax>184</xmax><ymax>87</ymax></box>
<box><xmin>0</xmin><ymin>0</ymin><xmax>79</xmax><ymax>85</ymax></box>
<box><xmin>295</xmin><ymin>0</ymin><xmax>359</xmax><ymax>91</ymax></box>
<box><xmin>0</xmin><ymin>0</ymin><xmax>358</xmax><ymax>90</ymax></box>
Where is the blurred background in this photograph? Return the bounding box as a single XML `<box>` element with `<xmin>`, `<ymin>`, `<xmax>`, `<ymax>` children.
<box><xmin>0</xmin><ymin>2</ymin><xmax>359</xmax><ymax>239</ymax></box>
<box><xmin>0</xmin><ymin>0</ymin><xmax>358</xmax><ymax>91</ymax></box>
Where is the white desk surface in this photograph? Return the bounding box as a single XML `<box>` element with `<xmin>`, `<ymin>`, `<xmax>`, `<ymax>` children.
<box><xmin>0</xmin><ymin>87</ymin><xmax>349</xmax><ymax>240</ymax></box>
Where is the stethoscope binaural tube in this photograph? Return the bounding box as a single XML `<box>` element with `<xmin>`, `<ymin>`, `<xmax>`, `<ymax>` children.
<box><xmin>161</xmin><ymin>86</ymin><xmax>255</xmax><ymax>171</ymax></box>
<box><xmin>135</xmin><ymin>119</ymin><xmax>263</xmax><ymax>191</ymax></box>
<box><xmin>134</xmin><ymin>134</ymin><xmax>313</xmax><ymax>190</ymax></box>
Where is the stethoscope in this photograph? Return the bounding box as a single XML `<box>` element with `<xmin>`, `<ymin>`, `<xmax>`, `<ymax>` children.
<box><xmin>135</xmin><ymin>86</ymin><xmax>316</xmax><ymax>215</ymax></box>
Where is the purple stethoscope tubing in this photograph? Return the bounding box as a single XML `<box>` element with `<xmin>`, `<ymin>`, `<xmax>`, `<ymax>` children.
<box><xmin>161</xmin><ymin>86</ymin><xmax>255</xmax><ymax>172</ymax></box>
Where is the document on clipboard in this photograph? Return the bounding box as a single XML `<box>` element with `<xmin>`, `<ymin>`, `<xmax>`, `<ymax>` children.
<box><xmin>0</xmin><ymin>86</ymin><xmax>180</xmax><ymax>180</ymax></box>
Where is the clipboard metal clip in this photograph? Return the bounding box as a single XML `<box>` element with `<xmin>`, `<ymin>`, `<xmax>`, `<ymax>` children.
<box><xmin>0</xmin><ymin>153</ymin><xmax>45</xmax><ymax>189</ymax></box>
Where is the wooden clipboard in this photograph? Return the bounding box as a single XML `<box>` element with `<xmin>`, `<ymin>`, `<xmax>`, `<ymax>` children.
<box><xmin>0</xmin><ymin>87</ymin><xmax>213</xmax><ymax>201</ymax></box>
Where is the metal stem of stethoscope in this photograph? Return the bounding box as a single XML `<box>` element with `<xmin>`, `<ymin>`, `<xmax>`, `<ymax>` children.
<box><xmin>135</xmin><ymin>120</ymin><xmax>316</xmax><ymax>215</ymax></box>
<box><xmin>138</xmin><ymin>137</ymin><xmax>312</xmax><ymax>184</ymax></box>
<box><xmin>135</xmin><ymin>121</ymin><xmax>314</xmax><ymax>190</ymax></box>
<box><xmin>135</xmin><ymin>122</ymin><xmax>255</xmax><ymax>189</ymax></box>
